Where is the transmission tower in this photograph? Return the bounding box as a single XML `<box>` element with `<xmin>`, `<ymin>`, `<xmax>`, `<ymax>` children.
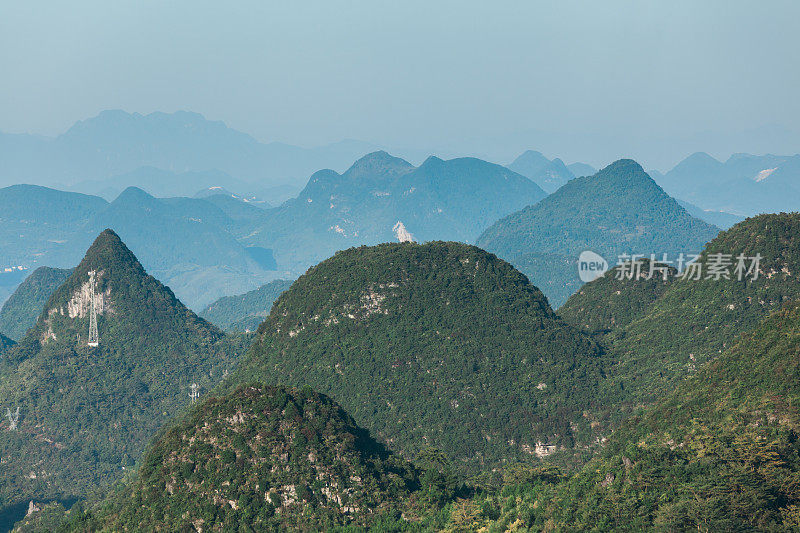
<box><xmin>189</xmin><ymin>383</ymin><xmax>200</xmax><ymax>403</ymax></box>
<box><xmin>6</xmin><ymin>407</ymin><xmax>20</xmax><ymax>431</ymax></box>
<box><xmin>87</xmin><ymin>270</ymin><xmax>99</xmax><ymax>347</ymax></box>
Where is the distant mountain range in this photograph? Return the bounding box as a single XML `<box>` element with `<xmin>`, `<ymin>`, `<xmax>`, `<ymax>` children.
<box><xmin>0</xmin><ymin>185</ymin><xmax>283</xmax><ymax>310</ymax></box>
<box><xmin>477</xmin><ymin>159</ymin><xmax>720</xmax><ymax>307</ymax></box>
<box><xmin>656</xmin><ymin>152</ymin><xmax>800</xmax><ymax>216</ymax></box>
<box><xmin>507</xmin><ymin>150</ymin><xmax>591</xmax><ymax>193</ymax></box>
<box><xmin>65</xmin><ymin>166</ymin><xmax>284</xmax><ymax>204</ymax></box>
<box><xmin>242</xmin><ymin>151</ymin><xmax>547</xmax><ymax>272</ymax></box>
<box><xmin>0</xmin><ymin>110</ymin><xmax>381</xmax><ymax>191</ymax></box>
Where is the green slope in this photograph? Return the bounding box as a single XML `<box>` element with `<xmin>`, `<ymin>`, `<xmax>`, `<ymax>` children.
<box><xmin>235</xmin><ymin>241</ymin><xmax>608</xmax><ymax>473</ymax></box>
<box><xmin>477</xmin><ymin>159</ymin><xmax>719</xmax><ymax>307</ymax></box>
<box><xmin>0</xmin><ymin>230</ymin><xmax>249</xmax><ymax>515</ymax></box>
<box><xmin>558</xmin><ymin>258</ymin><xmax>677</xmax><ymax>337</ymax></box>
<box><xmin>605</xmin><ymin>212</ymin><xmax>800</xmax><ymax>404</ymax></box>
<box><xmin>478</xmin><ymin>298</ymin><xmax>800</xmax><ymax>531</ymax></box>
<box><xmin>0</xmin><ymin>267</ymin><xmax>72</xmax><ymax>341</ymax></box>
<box><xmin>200</xmin><ymin>279</ymin><xmax>293</xmax><ymax>332</ymax></box>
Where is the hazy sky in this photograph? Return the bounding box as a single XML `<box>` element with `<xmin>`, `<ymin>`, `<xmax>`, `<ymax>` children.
<box><xmin>1</xmin><ymin>1</ymin><xmax>799</xmax><ymax>169</ymax></box>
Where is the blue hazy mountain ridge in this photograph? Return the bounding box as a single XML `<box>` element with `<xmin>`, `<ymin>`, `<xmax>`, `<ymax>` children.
<box><xmin>0</xmin><ymin>185</ymin><xmax>280</xmax><ymax>310</ymax></box>
<box><xmin>566</xmin><ymin>161</ymin><xmax>597</xmax><ymax>178</ymax></box>
<box><xmin>241</xmin><ymin>150</ymin><xmax>548</xmax><ymax>272</ymax></box>
<box><xmin>65</xmin><ymin>167</ymin><xmax>283</xmax><ymax>203</ymax></box>
<box><xmin>74</xmin><ymin>187</ymin><xmax>280</xmax><ymax>309</ymax></box>
<box><xmin>677</xmin><ymin>199</ymin><xmax>744</xmax><ymax>230</ymax></box>
<box><xmin>200</xmin><ymin>278</ymin><xmax>294</xmax><ymax>332</ymax></box>
<box><xmin>0</xmin><ymin>110</ymin><xmax>379</xmax><ymax>190</ymax></box>
<box><xmin>657</xmin><ymin>151</ymin><xmax>800</xmax><ymax>215</ymax></box>
<box><xmin>477</xmin><ymin>159</ymin><xmax>721</xmax><ymax>308</ymax></box>
<box><xmin>507</xmin><ymin>150</ymin><xmax>578</xmax><ymax>193</ymax></box>
<box><xmin>0</xmin><ymin>185</ymin><xmax>109</xmax><ymax>267</ymax></box>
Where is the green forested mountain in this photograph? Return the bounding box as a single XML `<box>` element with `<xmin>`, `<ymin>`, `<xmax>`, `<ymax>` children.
<box><xmin>0</xmin><ymin>230</ymin><xmax>248</xmax><ymax>520</ymax></box>
<box><xmin>243</xmin><ymin>151</ymin><xmax>547</xmax><ymax>272</ymax></box>
<box><xmin>604</xmin><ymin>212</ymin><xmax>800</xmax><ymax>404</ymax></box>
<box><xmin>558</xmin><ymin>258</ymin><xmax>676</xmax><ymax>337</ymax></box>
<box><xmin>469</xmin><ymin>298</ymin><xmax>800</xmax><ymax>531</ymax></box>
<box><xmin>235</xmin><ymin>241</ymin><xmax>607</xmax><ymax>473</ymax></box>
<box><xmin>63</xmin><ymin>384</ymin><xmax>423</xmax><ymax>532</ymax></box>
<box><xmin>477</xmin><ymin>159</ymin><xmax>720</xmax><ymax>307</ymax></box>
<box><xmin>0</xmin><ymin>267</ymin><xmax>72</xmax><ymax>341</ymax></box>
<box><xmin>200</xmin><ymin>279</ymin><xmax>293</xmax><ymax>332</ymax></box>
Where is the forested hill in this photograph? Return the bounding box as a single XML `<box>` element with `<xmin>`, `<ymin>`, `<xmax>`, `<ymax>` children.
<box><xmin>476</xmin><ymin>159</ymin><xmax>719</xmax><ymax>306</ymax></box>
<box><xmin>235</xmin><ymin>241</ymin><xmax>609</xmax><ymax>473</ymax></box>
<box><xmin>0</xmin><ymin>267</ymin><xmax>72</xmax><ymax>341</ymax></box>
<box><xmin>0</xmin><ymin>229</ymin><xmax>249</xmax><ymax>519</ymax></box>
<box><xmin>200</xmin><ymin>279</ymin><xmax>293</xmax><ymax>332</ymax></box>
<box><xmin>64</xmin><ymin>384</ymin><xmax>422</xmax><ymax>531</ymax></box>
<box><xmin>558</xmin><ymin>258</ymin><xmax>677</xmax><ymax>337</ymax></box>
<box><xmin>602</xmin><ymin>212</ymin><xmax>800</xmax><ymax>404</ymax></box>
<box><xmin>481</xmin><ymin>298</ymin><xmax>800</xmax><ymax>531</ymax></box>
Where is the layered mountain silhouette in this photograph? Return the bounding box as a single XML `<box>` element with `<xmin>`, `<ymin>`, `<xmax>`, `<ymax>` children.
<box><xmin>0</xmin><ymin>230</ymin><xmax>247</xmax><ymax>517</ymax></box>
<box><xmin>0</xmin><ymin>185</ymin><xmax>108</xmax><ymax>268</ymax></box>
<box><xmin>67</xmin><ymin>166</ymin><xmax>278</xmax><ymax>203</ymax></box>
<box><xmin>658</xmin><ymin>151</ymin><xmax>800</xmax><ymax>215</ymax></box>
<box><xmin>0</xmin><ymin>185</ymin><xmax>281</xmax><ymax>309</ymax></box>
<box><xmin>243</xmin><ymin>151</ymin><xmax>547</xmax><ymax>272</ymax></box>
<box><xmin>0</xmin><ymin>267</ymin><xmax>72</xmax><ymax>341</ymax></box>
<box><xmin>507</xmin><ymin>150</ymin><xmax>577</xmax><ymax>193</ymax></box>
<box><xmin>0</xmin><ymin>110</ymin><xmax>379</xmax><ymax>190</ymax></box>
<box><xmin>66</xmin><ymin>384</ymin><xmax>420</xmax><ymax>531</ymax></box>
<box><xmin>677</xmin><ymin>199</ymin><xmax>743</xmax><ymax>229</ymax></box>
<box><xmin>477</xmin><ymin>159</ymin><xmax>720</xmax><ymax>307</ymax></box>
<box><xmin>236</xmin><ymin>241</ymin><xmax>607</xmax><ymax>472</ymax></box>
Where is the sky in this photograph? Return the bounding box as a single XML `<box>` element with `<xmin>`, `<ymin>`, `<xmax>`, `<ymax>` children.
<box><xmin>1</xmin><ymin>0</ymin><xmax>799</xmax><ymax>170</ymax></box>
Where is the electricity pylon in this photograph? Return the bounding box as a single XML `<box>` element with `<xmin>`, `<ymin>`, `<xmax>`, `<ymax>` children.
<box><xmin>88</xmin><ymin>270</ymin><xmax>99</xmax><ymax>347</ymax></box>
<box><xmin>6</xmin><ymin>407</ymin><xmax>20</xmax><ymax>431</ymax></box>
<box><xmin>189</xmin><ymin>383</ymin><xmax>200</xmax><ymax>403</ymax></box>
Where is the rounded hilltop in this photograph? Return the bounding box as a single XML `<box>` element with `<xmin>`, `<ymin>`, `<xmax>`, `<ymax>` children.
<box><xmin>238</xmin><ymin>240</ymin><xmax>608</xmax><ymax>472</ymax></box>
